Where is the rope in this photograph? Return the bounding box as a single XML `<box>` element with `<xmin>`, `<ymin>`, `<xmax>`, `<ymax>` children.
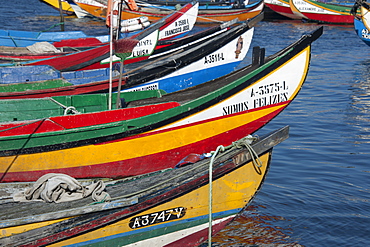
<box><xmin>63</xmin><ymin>106</ymin><xmax>79</xmax><ymax>115</ymax></box>
<box><xmin>205</xmin><ymin>135</ymin><xmax>261</xmax><ymax>246</ymax></box>
<box><xmin>91</xmin><ymin>134</ymin><xmax>263</xmax><ymax>246</ymax></box>
<box><xmin>38</xmin><ymin>22</ymin><xmax>65</xmax><ymax>36</ymax></box>
<box><xmin>0</xmin><ymin>118</ymin><xmax>48</xmax><ymax>182</ymax></box>
<box><xmin>208</xmin><ymin>144</ymin><xmax>225</xmax><ymax>247</ymax></box>
<box><xmin>0</xmin><ymin>118</ymin><xmax>48</xmax><ymax>133</ymax></box>
<box><xmin>232</xmin><ymin>135</ymin><xmax>263</xmax><ymax>168</ymax></box>
<box><xmin>47</xmin><ymin>97</ymin><xmax>80</xmax><ymax>115</ymax></box>
<box><xmin>9</xmin><ymin>35</ymin><xmax>18</xmax><ymax>47</ymax></box>
<box><xmin>108</xmin><ymin>135</ymin><xmax>261</xmax><ymax>201</ymax></box>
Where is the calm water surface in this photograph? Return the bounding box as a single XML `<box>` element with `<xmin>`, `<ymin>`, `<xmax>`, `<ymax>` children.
<box><xmin>1</xmin><ymin>1</ymin><xmax>369</xmax><ymax>246</ymax></box>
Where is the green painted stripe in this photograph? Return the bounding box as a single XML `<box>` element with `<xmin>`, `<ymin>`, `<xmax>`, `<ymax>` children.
<box><xmin>0</xmin><ymin>79</ymin><xmax>73</xmax><ymax>93</ymax></box>
<box><xmin>74</xmin><ymin>212</ymin><xmax>238</xmax><ymax>247</ymax></box>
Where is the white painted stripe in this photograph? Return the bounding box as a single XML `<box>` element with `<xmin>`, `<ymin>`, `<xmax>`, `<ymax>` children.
<box><xmin>291</xmin><ymin>0</ymin><xmax>342</xmax><ymax>15</ymax></box>
<box><xmin>158</xmin><ymin>47</ymin><xmax>309</xmax><ymax>130</ymax></box>
<box><xmin>124</xmin><ymin>215</ymin><xmax>235</xmax><ymax>247</ymax></box>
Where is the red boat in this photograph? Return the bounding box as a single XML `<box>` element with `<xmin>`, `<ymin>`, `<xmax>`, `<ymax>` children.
<box><xmin>264</xmin><ymin>0</ymin><xmax>302</xmax><ymax>20</ymax></box>
<box><xmin>289</xmin><ymin>0</ymin><xmax>355</xmax><ymax>24</ymax></box>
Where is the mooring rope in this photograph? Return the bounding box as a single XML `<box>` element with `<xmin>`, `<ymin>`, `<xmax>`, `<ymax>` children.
<box><xmin>39</xmin><ymin>22</ymin><xmax>65</xmax><ymax>34</ymax></box>
<box><xmin>47</xmin><ymin>97</ymin><xmax>80</xmax><ymax>115</ymax></box>
<box><xmin>206</xmin><ymin>135</ymin><xmax>261</xmax><ymax>246</ymax></box>
<box><xmin>105</xmin><ymin>135</ymin><xmax>261</xmax><ymax>208</ymax></box>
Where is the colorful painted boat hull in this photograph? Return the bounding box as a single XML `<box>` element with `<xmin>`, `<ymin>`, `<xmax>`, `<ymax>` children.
<box><xmin>0</xmin><ymin>2</ymin><xmax>198</xmax><ymax>72</ymax></box>
<box><xmin>0</xmin><ymin>27</ymin><xmax>323</xmax><ymax>182</ymax></box>
<box><xmin>75</xmin><ymin>0</ymin><xmax>264</xmax><ymax>23</ymax></box>
<box><xmin>290</xmin><ymin>0</ymin><xmax>355</xmax><ymax>24</ymax></box>
<box><xmin>0</xmin><ymin>1</ymin><xmax>197</xmax><ymax>49</ymax></box>
<box><xmin>122</xmin><ymin>27</ymin><xmax>254</xmax><ymax>94</ymax></box>
<box><xmin>354</xmin><ymin>17</ymin><xmax>370</xmax><ymax>46</ymax></box>
<box><xmin>0</xmin><ymin>126</ymin><xmax>289</xmax><ymax>246</ymax></box>
<box><xmin>264</xmin><ymin>0</ymin><xmax>302</xmax><ymax>20</ymax></box>
<box><xmin>39</xmin><ymin>0</ymin><xmax>75</xmax><ymax>15</ymax></box>
<box><xmin>0</xmin><ymin>29</ymin><xmax>89</xmax><ymax>47</ymax></box>
<box><xmin>0</xmin><ymin>17</ymin><xmax>258</xmax><ymax>99</ymax></box>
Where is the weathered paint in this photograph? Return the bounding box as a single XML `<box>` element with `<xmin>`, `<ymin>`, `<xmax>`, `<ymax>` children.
<box><xmin>0</xmin><ymin>15</ymin><xmax>254</xmax><ymax>99</ymax></box>
<box><xmin>0</xmin><ymin>218</ymin><xmax>67</xmax><ymax>238</ymax></box>
<box><xmin>37</xmin><ymin>152</ymin><xmax>271</xmax><ymax>246</ymax></box>
<box><xmin>0</xmin><ymin>126</ymin><xmax>289</xmax><ymax>246</ymax></box>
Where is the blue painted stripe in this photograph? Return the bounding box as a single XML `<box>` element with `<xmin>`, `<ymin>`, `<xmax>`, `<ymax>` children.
<box><xmin>64</xmin><ymin>208</ymin><xmax>242</xmax><ymax>246</ymax></box>
<box><xmin>354</xmin><ymin>18</ymin><xmax>370</xmax><ymax>47</ymax></box>
<box><xmin>125</xmin><ymin>61</ymin><xmax>241</xmax><ymax>94</ymax></box>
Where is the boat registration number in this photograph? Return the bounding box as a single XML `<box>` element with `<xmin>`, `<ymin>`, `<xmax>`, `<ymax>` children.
<box><xmin>129</xmin><ymin>207</ymin><xmax>186</xmax><ymax>229</ymax></box>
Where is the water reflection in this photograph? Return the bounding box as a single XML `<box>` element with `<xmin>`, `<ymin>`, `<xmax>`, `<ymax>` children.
<box><xmin>346</xmin><ymin>59</ymin><xmax>370</xmax><ymax>144</ymax></box>
<box><xmin>210</xmin><ymin>205</ymin><xmax>301</xmax><ymax>246</ymax></box>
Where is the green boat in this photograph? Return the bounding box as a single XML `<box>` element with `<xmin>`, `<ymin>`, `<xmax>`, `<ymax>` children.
<box><xmin>0</xmin><ymin>27</ymin><xmax>323</xmax><ymax>182</ymax></box>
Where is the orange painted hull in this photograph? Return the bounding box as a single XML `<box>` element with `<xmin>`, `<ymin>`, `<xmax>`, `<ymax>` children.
<box><xmin>76</xmin><ymin>0</ymin><xmax>264</xmax><ymax>23</ymax></box>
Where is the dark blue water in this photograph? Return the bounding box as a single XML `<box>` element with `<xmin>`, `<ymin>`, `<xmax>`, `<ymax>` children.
<box><xmin>1</xmin><ymin>1</ymin><xmax>369</xmax><ymax>246</ymax></box>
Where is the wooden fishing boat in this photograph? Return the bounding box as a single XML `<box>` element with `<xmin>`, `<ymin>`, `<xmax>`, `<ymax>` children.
<box><xmin>351</xmin><ymin>0</ymin><xmax>370</xmax><ymax>46</ymax></box>
<box><xmin>39</xmin><ymin>0</ymin><xmax>75</xmax><ymax>15</ymax></box>
<box><xmin>0</xmin><ymin>1</ymin><xmax>196</xmax><ymax>48</ymax></box>
<box><xmin>0</xmin><ymin>15</ymin><xmax>257</xmax><ymax>99</ymax></box>
<box><xmin>0</xmin><ymin>7</ymin><xmax>204</xmax><ymax>64</ymax></box>
<box><xmin>74</xmin><ymin>0</ymin><xmax>264</xmax><ymax>23</ymax></box>
<box><xmin>264</xmin><ymin>0</ymin><xmax>302</xmax><ymax>20</ymax></box>
<box><xmin>0</xmin><ymin>1</ymin><xmax>198</xmax><ymax>72</ymax></box>
<box><xmin>0</xmin><ymin>2</ymin><xmax>212</xmax><ymax>64</ymax></box>
<box><xmin>289</xmin><ymin>0</ymin><xmax>356</xmax><ymax>24</ymax></box>
<box><xmin>0</xmin><ymin>126</ymin><xmax>288</xmax><ymax>246</ymax></box>
<box><xmin>0</xmin><ymin>44</ymin><xmax>89</xmax><ymax>61</ymax></box>
<box><xmin>0</xmin><ymin>27</ymin><xmax>323</xmax><ymax>182</ymax></box>
<box><xmin>0</xmin><ymin>18</ymin><xmax>239</xmax><ymax>79</ymax></box>
<box><xmin>353</xmin><ymin>18</ymin><xmax>370</xmax><ymax>46</ymax></box>
<box><xmin>0</xmin><ymin>29</ymin><xmax>91</xmax><ymax>47</ymax></box>
<box><xmin>68</xmin><ymin>0</ymin><xmax>97</xmax><ymax>18</ymax></box>
<box><xmin>133</xmin><ymin>0</ymin><xmax>249</xmax><ymax>9</ymax></box>
<box><xmin>196</xmin><ymin>1</ymin><xmax>264</xmax><ymax>24</ymax></box>
<box><xmin>39</xmin><ymin>0</ymin><xmax>95</xmax><ymax>18</ymax></box>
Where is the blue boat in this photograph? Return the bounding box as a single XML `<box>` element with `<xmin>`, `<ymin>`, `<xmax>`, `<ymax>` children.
<box><xmin>0</xmin><ymin>1</ymin><xmax>198</xmax><ymax>47</ymax></box>
<box><xmin>124</xmin><ymin>22</ymin><xmax>254</xmax><ymax>94</ymax></box>
<box><xmin>354</xmin><ymin>18</ymin><xmax>370</xmax><ymax>46</ymax></box>
<box><xmin>0</xmin><ymin>65</ymin><xmax>113</xmax><ymax>85</ymax></box>
<box><xmin>0</xmin><ymin>15</ymin><xmax>261</xmax><ymax>99</ymax></box>
<box><xmin>0</xmin><ymin>29</ymin><xmax>93</xmax><ymax>47</ymax></box>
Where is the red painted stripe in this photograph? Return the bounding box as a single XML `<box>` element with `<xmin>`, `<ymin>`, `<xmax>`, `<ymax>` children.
<box><xmin>26</xmin><ymin>44</ymin><xmax>110</xmax><ymax>71</ymax></box>
<box><xmin>20</xmin><ymin>160</ymin><xmax>240</xmax><ymax>246</ymax></box>
<box><xmin>53</xmin><ymin>38</ymin><xmax>105</xmax><ymax>48</ymax></box>
<box><xmin>164</xmin><ymin>216</ymin><xmax>234</xmax><ymax>247</ymax></box>
<box><xmin>265</xmin><ymin>4</ymin><xmax>294</xmax><ymax>16</ymax></box>
<box><xmin>1</xmin><ymin>106</ymin><xmax>284</xmax><ymax>182</ymax></box>
<box><xmin>302</xmin><ymin>13</ymin><xmax>353</xmax><ymax>23</ymax></box>
<box><xmin>0</xmin><ymin>102</ymin><xmax>180</xmax><ymax>136</ymax></box>
<box><xmin>158</xmin><ymin>3</ymin><xmax>193</xmax><ymax>31</ymax></box>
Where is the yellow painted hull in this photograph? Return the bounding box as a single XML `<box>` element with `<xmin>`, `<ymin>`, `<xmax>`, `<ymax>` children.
<box><xmin>75</xmin><ymin>1</ymin><xmax>263</xmax><ymax>23</ymax></box>
<box><xmin>40</xmin><ymin>0</ymin><xmax>75</xmax><ymax>15</ymax></box>
<box><xmin>0</xmin><ymin>150</ymin><xmax>273</xmax><ymax>246</ymax></box>
<box><xmin>0</xmin><ymin>104</ymin><xmax>285</xmax><ymax>173</ymax></box>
